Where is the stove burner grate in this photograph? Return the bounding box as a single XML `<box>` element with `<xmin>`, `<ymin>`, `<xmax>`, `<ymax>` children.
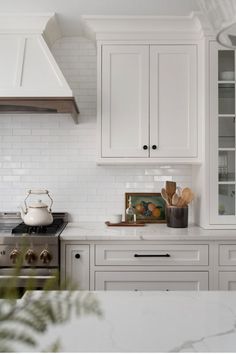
<box><xmin>12</xmin><ymin>218</ymin><xmax>64</xmax><ymax>235</ymax></box>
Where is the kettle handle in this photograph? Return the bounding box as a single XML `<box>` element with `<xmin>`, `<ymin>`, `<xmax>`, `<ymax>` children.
<box><xmin>24</xmin><ymin>190</ymin><xmax>54</xmax><ymax>212</ymax></box>
<box><xmin>47</xmin><ymin>192</ymin><xmax>53</xmax><ymax>212</ymax></box>
<box><xmin>28</xmin><ymin>189</ymin><xmax>49</xmax><ymax>195</ymax></box>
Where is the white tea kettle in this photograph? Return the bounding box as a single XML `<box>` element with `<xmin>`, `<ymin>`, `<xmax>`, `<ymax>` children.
<box><xmin>20</xmin><ymin>190</ymin><xmax>53</xmax><ymax>226</ymax></box>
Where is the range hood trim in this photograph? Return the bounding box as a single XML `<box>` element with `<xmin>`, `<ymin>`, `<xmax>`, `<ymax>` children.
<box><xmin>0</xmin><ymin>97</ymin><xmax>79</xmax><ymax>124</ymax></box>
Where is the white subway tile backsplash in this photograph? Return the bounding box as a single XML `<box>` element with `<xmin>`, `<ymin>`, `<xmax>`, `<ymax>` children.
<box><xmin>0</xmin><ymin>36</ymin><xmax>193</xmax><ymax>221</ymax></box>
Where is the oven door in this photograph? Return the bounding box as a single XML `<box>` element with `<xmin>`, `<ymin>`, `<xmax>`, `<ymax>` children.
<box><xmin>0</xmin><ymin>268</ymin><xmax>59</xmax><ymax>298</ymax></box>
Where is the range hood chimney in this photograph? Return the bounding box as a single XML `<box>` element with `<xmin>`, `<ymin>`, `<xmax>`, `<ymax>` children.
<box><xmin>0</xmin><ymin>14</ymin><xmax>79</xmax><ymax>123</ymax></box>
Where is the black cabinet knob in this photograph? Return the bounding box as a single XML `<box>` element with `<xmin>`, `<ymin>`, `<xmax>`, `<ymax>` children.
<box><xmin>143</xmin><ymin>145</ymin><xmax>148</xmax><ymax>150</ymax></box>
<box><xmin>75</xmin><ymin>253</ymin><xmax>80</xmax><ymax>259</ymax></box>
<box><xmin>152</xmin><ymin>145</ymin><xmax>157</xmax><ymax>150</ymax></box>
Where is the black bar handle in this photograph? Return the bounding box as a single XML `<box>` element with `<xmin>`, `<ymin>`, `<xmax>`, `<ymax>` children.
<box><xmin>134</xmin><ymin>253</ymin><xmax>170</xmax><ymax>258</ymax></box>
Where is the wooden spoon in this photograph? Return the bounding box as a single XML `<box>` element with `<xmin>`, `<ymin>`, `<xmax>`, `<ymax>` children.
<box><xmin>165</xmin><ymin>181</ymin><xmax>176</xmax><ymax>203</ymax></box>
<box><xmin>177</xmin><ymin>188</ymin><xmax>194</xmax><ymax>207</ymax></box>
<box><xmin>172</xmin><ymin>193</ymin><xmax>180</xmax><ymax>206</ymax></box>
<box><xmin>176</xmin><ymin>186</ymin><xmax>182</xmax><ymax>197</ymax></box>
<box><xmin>161</xmin><ymin>188</ymin><xmax>170</xmax><ymax>206</ymax></box>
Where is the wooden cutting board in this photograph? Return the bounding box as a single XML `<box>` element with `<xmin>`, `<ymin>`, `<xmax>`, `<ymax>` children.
<box><xmin>105</xmin><ymin>221</ymin><xmax>145</xmax><ymax>227</ymax></box>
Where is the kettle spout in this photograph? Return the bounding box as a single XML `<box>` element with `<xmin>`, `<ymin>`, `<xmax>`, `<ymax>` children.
<box><xmin>20</xmin><ymin>206</ymin><xmax>26</xmax><ymax>221</ymax></box>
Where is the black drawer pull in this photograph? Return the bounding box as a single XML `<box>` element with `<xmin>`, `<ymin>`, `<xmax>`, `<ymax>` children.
<box><xmin>134</xmin><ymin>253</ymin><xmax>170</xmax><ymax>258</ymax></box>
<box><xmin>75</xmin><ymin>253</ymin><xmax>80</xmax><ymax>259</ymax></box>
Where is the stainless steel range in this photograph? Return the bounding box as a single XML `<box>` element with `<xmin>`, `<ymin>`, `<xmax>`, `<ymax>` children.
<box><xmin>0</xmin><ymin>212</ymin><xmax>68</xmax><ymax>297</ymax></box>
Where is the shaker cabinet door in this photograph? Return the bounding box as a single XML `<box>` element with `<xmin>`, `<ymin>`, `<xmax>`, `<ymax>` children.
<box><xmin>65</xmin><ymin>245</ymin><xmax>90</xmax><ymax>290</ymax></box>
<box><xmin>101</xmin><ymin>45</ymin><xmax>149</xmax><ymax>158</ymax></box>
<box><xmin>150</xmin><ymin>45</ymin><xmax>198</xmax><ymax>158</ymax></box>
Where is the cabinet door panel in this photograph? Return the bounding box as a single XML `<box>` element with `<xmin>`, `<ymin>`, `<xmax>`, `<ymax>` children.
<box><xmin>95</xmin><ymin>272</ymin><xmax>208</xmax><ymax>291</ymax></box>
<box><xmin>219</xmin><ymin>245</ymin><xmax>236</xmax><ymax>265</ymax></box>
<box><xmin>101</xmin><ymin>45</ymin><xmax>149</xmax><ymax>157</ymax></box>
<box><xmin>150</xmin><ymin>45</ymin><xmax>197</xmax><ymax>157</ymax></box>
<box><xmin>65</xmin><ymin>245</ymin><xmax>89</xmax><ymax>290</ymax></box>
<box><xmin>219</xmin><ymin>272</ymin><xmax>236</xmax><ymax>290</ymax></box>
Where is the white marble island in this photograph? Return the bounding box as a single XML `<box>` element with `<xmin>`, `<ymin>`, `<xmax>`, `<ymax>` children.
<box><xmin>25</xmin><ymin>291</ymin><xmax>236</xmax><ymax>352</ymax></box>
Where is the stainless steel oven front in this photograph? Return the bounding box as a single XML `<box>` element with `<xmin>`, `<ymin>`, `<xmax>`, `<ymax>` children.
<box><xmin>0</xmin><ymin>268</ymin><xmax>59</xmax><ymax>298</ymax></box>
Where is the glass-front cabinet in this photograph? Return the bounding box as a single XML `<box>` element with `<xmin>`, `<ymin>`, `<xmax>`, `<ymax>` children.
<box><xmin>210</xmin><ymin>42</ymin><xmax>236</xmax><ymax>224</ymax></box>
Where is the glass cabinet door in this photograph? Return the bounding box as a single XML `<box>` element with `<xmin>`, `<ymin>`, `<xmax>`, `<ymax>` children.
<box><xmin>218</xmin><ymin>50</ymin><xmax>236</xmax><ymax>217</ymax></box>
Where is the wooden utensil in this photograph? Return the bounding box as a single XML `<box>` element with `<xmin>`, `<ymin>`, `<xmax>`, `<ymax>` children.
<box><xmin>172</xmin><ymin>193</ymin><xmax>180</xmax><ymax>206</ymax></box>
<box><xmin>165</xmin><ymin>181</ymin><xmax>176</xmax><ymax>204</ymax></box>
<box><xmin>177</xmin><ymin>188</ymin><xmax>194</xmax><ymax>207</ymax></box>
<box><xmin>176</xmin><ymin>186</ymin><xmax>182</xmax><ymax>197</ymax></box>
<box><xmin>161</xmin><ymin>188</ymin><xmax>170</xmax><ymax>206</ymax></box>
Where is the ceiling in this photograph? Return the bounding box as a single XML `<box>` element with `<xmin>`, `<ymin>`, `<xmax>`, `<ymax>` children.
<box><xmin>0</xmin><ymin>0</ymin><xmax>200</xmax><ymax>36</ymax></box>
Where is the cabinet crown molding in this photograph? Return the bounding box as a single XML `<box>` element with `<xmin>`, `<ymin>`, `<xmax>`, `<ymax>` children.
<box><xmin>82</xmin><ymin>14</ymin><xmax>207</xmax><ymax>41</ymax></box>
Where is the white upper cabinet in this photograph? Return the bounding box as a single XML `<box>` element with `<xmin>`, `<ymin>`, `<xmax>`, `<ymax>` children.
<box><xmin>99</xmin><ymin>43</ymin><xmax>199</xmax><ymax>164</ymax></box>
<box><xmin>150</xmin><ymin>45</ymin><xmax>197</xmax><ymax>158</ymax></box>
<box><xmin>101</xmin><ymin>45</ymin><xmax>149</xmax><ymax>158</ymax></box>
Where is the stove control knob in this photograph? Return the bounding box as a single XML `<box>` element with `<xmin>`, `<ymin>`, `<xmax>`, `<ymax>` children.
<box><xmin>25</xmin><ymin>249</ymin><xmax>37</xmax><ymax>265</ymax></box>
<box><xmin>39</xmin><ymin>249</ymin><xmax>52</xmax><ymax>264</ymax></box>
<box><xmin>10</xmin><ymin>249</ymin><xmax>21</xmax><ymax>264</ymax></box>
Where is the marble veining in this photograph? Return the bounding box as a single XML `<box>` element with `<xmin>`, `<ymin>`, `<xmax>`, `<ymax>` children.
<box><xmin>60</xmin><ymin>222</ymin><xmax>236</xmax><ymax>241</ymax></box>
<box><xmin>17</xmin><ymin>291</ymin><xmax>236</xmax><ymax>352</ymax></box>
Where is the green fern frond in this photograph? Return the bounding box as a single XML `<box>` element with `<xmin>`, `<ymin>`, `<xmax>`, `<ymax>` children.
<box><xmin>42</xmin><ymin>339</ymin><xmax>61</xmax><ymax>353</ymax></box>
<box><xmin>4</xmin><ymin>315</ymin><xmax>46</xmax><ymax>332</ymax></box>
<box><xmin>0</xmin><ymin>342</ymin><xmax>14</xmax><ymax>352</ymax></box>
<box><xmin>23</xmin><ymin>304</ymin><xmax>48</xmax><ymax>331</ymax></box>
<box><xmin>0</xmin><ymin>329</ymin><xmax>36</xmax><ymax>346</ymax></box>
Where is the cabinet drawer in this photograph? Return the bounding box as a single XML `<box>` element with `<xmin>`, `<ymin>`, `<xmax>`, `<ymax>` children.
<box><xmin>95</xmin><ymin>271</ymin><xmax>208</xmax><ymax>291</ymax></box>
<box><xmin>219</xmin><ymin>245</ymin><xmax>236</xmax><ymax>265</ymax></box>
<box><xmin>219</xmin><ymin>272</ymin><xmax>236</xmax><ymax>290</ymax></box>
<box><xmin>95</xmin><ymin>244</ymin><xmax>208</xmax><ymax>266</ymax></box>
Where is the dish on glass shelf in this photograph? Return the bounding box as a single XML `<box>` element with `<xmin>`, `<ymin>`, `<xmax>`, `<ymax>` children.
<box><xmin>220</xmin><ymin>71</ymin><xmax>234</xmax><ymax>81</ymax></box>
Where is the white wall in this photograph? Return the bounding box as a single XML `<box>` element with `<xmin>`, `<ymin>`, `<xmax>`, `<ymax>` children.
<box><xmin>0</xmin><ymin>37</ymin><xmax>193</xmax><ymax>221</ymax></box>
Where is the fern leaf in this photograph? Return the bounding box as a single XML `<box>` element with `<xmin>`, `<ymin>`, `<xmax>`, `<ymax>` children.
<box><xmin>0</xmin><ymin>329</ymin><xmax>36</xmax><ymax>346</ymax></box>
<box><xmin>42</xmin><ymin>339</ymin><xmax>61</xmax><ymax>353</ymax></box>
<box><xmin>0</xmin><ymin>342</ymin><xmax>14</xmax><ymax>352</ymax></box>
<box><xmin>4</xmin><ymin>315</ymin><xmax>46</xmax><ymax>332</ymax></box>
<box><xmin>23</xmin><ymin>304</ymin><xmax>48</xmax><ymax>331</ymax></box>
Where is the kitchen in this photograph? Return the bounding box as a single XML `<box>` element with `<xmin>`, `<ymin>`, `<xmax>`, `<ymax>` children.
<box><xmin>0</xmin><ymin>0</ymin><xmax>236</xmax><ymax>352</ymax></box>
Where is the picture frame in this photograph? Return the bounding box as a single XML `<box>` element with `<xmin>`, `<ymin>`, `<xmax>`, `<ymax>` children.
<box><xmin>125</xmin><ymin>192</ymin><xmax>166</xmax><ymax>223</ymax></box>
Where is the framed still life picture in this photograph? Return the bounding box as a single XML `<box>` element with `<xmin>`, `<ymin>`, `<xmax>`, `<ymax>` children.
<box><xmin>125</xmin><ymin>192</ymin><xmax>166</xmax><ymax>223</ymax></box>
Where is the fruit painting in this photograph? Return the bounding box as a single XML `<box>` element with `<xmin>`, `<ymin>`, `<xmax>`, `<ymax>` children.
<box><xmin>125</xmin><ymin>193</ymin><xmax>166</xmax><ymax>223</ymax></box>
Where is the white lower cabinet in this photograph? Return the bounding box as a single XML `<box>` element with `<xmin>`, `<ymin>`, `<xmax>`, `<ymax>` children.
<box><xmin>61</xmin><ymin>240</ymin><xmax>236</xmax><ymax>291</ymax></box>
<box><xmin>64</xmin><ymin>244</ymin><xmax>90</xmax><ymax>290</ymax></box>
<box><xmin>95</xmin><ymin>271</ymin><xmax>209</xmax><ymax>291</ymax></box>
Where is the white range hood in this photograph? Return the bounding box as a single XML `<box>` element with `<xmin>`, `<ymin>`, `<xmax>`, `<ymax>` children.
<box><xmin>197</xmin><ymin>0</ymin><xmax>236</xmax><ymax>49</ymax></box>
<box><xmin>0</xmin><ymin>14</ymin><xmax>79</xmax><ymax>123</ymax></box>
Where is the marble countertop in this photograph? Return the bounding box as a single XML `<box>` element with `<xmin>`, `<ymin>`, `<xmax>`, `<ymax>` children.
<box><xmin>60</xmin><ymin>222</ymin><xmax>236</xmax><ymax>241</ymax></box>
<box><xmin>19</xmin><ymin>291</ymin><xmax>236</xmax><ymax>352</ymax></box>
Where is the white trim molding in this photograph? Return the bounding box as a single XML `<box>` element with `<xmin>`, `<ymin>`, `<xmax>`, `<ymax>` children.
<box><xmin>81</xmin><ymin>14</ymin><xmax>206</xmax><ymax>42</ymax></box>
